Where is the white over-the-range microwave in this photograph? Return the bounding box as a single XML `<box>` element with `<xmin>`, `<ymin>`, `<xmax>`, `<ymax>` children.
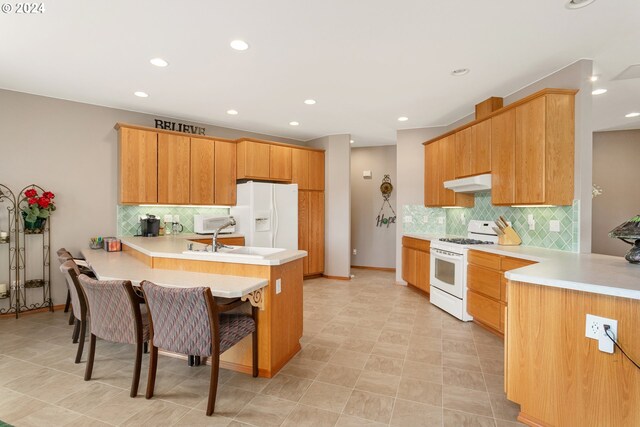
<box><xmin>193</xmin><ymin>215</ymin><xmax>236</xmax><ymax>234</ymax></box>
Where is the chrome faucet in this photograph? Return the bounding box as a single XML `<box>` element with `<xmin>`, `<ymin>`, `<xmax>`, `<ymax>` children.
<box><xmin>212</xmin><ymin>217</ymin><xmax>236</xmax><ymax>252</ymax></box>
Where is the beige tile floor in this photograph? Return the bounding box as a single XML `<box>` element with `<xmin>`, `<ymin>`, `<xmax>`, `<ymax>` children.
<box><xmin>0</xmin><ymin>269</ymin><xmax>525</xmax><ymax>426</ymax></box>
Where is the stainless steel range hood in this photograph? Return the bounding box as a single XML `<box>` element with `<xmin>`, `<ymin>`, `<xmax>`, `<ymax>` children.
<box><xmin>444</xmin><ymin>174</ymin><xmax>491</xmax><ymax>193</ymax></box>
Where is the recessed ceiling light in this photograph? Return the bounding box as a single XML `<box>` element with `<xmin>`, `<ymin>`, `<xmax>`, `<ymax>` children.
<box><xmin>451</xmin><ymin>68</ymin><xmax>470</xmax><ymax>76</ymax></box>
<box><xmin>398</xmin><ymin>116</ymin><xmax>409</xmax><ymax>122</ymax></box>
<box><xmin>226</xmin><ymin>109</ymin><xmax>238</xmax><ymax>115</ymax></box>
<box><xmin>589</xmin><ymin>75</ymin><xmax>599</xmax><ymax>82</ymax></box>
<box><xmin>150</xmin><ymin>58</ymin><xmax>168</xmax><ymax>67</ymax></box>
<box><xmin>304</xmin><ymin>99</ymin><xmax>316</xmax><ymax>105</ymax></box>
<box><xmin>230</xmin><ymin>40</ymin><xmax>249</xmax><ymax>51</ymax></box>
<box><xmin>134</xmin><ymin>91</ymin><xmax>148</xmax><ymax>98</ymax></box>
<box><xmin>565</xmin><ymin>0</ymin><xmax>596</xmax><ymax>9</ymax></box>
<box><xmin>592</xmin><ymin>88</ymin><xmax>607</xmax><ymax>95</ymax></box>
<box><xmin>625</xmin><ymin>112</ymin><xmax>640</xmax><ymax>118</ymax></box>
<box><xmin>350</xmin><ymin>139</ymin><xmax>354</xmax><ymax>144</ymax></box>
<box><xmin>289</xmin><ymin>121</ymin><xmax>299</xmax><ymax>126</ymax></box>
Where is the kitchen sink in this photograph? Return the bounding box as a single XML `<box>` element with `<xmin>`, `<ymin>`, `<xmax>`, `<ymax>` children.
<box><xmin>182</xmin><ymin>246</ymin><xmax>286</xmax><ymax>259</ymax></box>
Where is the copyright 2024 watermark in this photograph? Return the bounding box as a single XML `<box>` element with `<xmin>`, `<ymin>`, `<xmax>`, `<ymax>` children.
<box><xmin>1</xmin><ymin>3</ymin><xmax>45</xmax><ymax>13</ymax></box>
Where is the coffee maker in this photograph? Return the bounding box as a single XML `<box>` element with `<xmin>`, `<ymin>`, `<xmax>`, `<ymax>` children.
<box><xmin>139</xmin><ymin>214</ymin><xmax>160</xmax><ymax>237</ymax></box>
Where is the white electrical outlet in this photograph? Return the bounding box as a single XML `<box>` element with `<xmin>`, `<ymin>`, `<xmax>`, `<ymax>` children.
<box><xmin>276</xmin><ymin>279</ymin><xmax>282</xmax><ymax>294</ymax></box>
<box><xmin>549</xmin><ymin>220</ymin><xmax>560</xmax><ymax>232</ymax></box>
<box><xmin>438</xmin><ymin>217</ymin><xmax>445</xmax><ymax>225</ymax></box>
<box><xmin>423</xmin><ymin>215</ymin><xmax>429</xmax><ymax>223</ymax></box>
<box><xmin>461</xmin><ymin>213</ymin><xmax>466</xmax><ymax>222</ymax></box>
<box><xmin>585</xmin><ymin>314</ymin><xmax>618</xmax><ymax>354</ymax></box>
<box><xmin>529</xmin><ymin>221</ymin><xmax>535</xmax><ymax>231</ymax></box>
<box><xmin>404</xmin><ymin>216</ymin><xmax>413</xmax><ymax>223</ymax></box>
<box><xmin>352</xmin><ymin>249</ymin><xmax>357</xmax><ymax>255</ymax></box>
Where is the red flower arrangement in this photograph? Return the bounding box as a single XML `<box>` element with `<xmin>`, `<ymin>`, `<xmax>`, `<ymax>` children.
<box><xmin>20</xmin><ymin>188</ymin><xmax>56</xmax><ymax>224</ymax></box>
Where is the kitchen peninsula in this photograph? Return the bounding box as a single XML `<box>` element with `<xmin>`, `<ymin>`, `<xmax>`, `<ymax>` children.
<box><xmin>82</xmin><ymin>235</ymin><xmax>306</xmax><ymax>378</ymax></box>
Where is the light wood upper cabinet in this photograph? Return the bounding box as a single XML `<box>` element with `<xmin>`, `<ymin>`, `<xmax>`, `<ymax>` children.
<box><xmin>292</xmin><ymin>148</ymin><xmax>325</xmax><ymax>191</ymax></box>
<box><xmin>118</xmin><ymin>128</ymin><xmax>158</xmax><ymax>204</ymax></box>
<box><xmin>214</xmin><ymin>140</ymin><xmax>237</xmax><ymax>205</ymax></box>
<box><xmin>491</xmin><ymin>92</ymin><xmax>575</xmax><ymax>206</ymax></box>
<box><xmin>491</xmin><ymin>109</ymin><xmax>517</xmax><ymax>205</ymax></box>
<box><xmin>308</xmin><ymin>150</ymin><xmax>325</xmax><ymax>191</ymax></box>
<box><xmin>472</xmin><ymin>120</ymin><xmax>492</xmax><ymax>175</ymax></box>
<box><xmin>190</xmin><ymin>137</ymin><xmax>215</xmax><ymax>205</ymax></box>
<box><xmin>158</xmin><ymin>133</ymin><xmax>191</xmax><ymax>205</ymax></box>
<box><xmin>269</xmin><ymin>145</ymin><xmax>292</xmax><ymax>181</ymax></box>
<box><xmin>425</xmin><ymin>136</ymin><xmax>474</xmax><ymax>208</ymax></box>
<box><xmin>237</xmin><ymin>140</ymin><xmax>271</xmax><ymax>180</ymax></box>
<box><xmin>455</xmin><ymin>121</ymin><xmax>491</xmax><ymax>178</ymax></box>
<box><xmin>291</xmin><ymin>149</ymin><xmax>310</xmax><ymax>189</ymax></box>
<box><xmin>515</xmin><ymin>96</ymin><xmax>546</xmax><ymax>204</ymax></box>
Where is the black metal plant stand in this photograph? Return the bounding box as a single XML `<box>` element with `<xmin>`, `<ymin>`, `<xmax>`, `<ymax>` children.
<box><xmin>0</xmin><ymin>185</ymin><xmax>18</xmax><ymax>317</ymax></box>
<box><xmin>16</xmin><ymin>184</ymin><xmax>52</xmax><ymax>315</ymax></box>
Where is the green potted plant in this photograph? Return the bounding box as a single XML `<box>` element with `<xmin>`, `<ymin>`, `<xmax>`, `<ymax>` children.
<box><xmin>20</xmin><ymin>188</ymin><xmax>56</xmax><ymax>233</ymax></box>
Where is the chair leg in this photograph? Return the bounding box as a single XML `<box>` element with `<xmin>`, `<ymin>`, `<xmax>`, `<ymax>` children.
<box><xmin>206</xmin><ymin>354</ymin><xmax>220</xmax><ymax>416</ymax></box>
<box><xmin>72</xmin><ymin>319</ymin><xmax>80</xmax><ymax>343</ymax></box>
<box><xmin>143</xmin><ymin>341</ymin><xmax>148</xmax><ymax>354</ymax></box>
<box><xmin>252</xmin><ymin>329</ymin><xmax>258</xmax><ymax>378</ymax></box>
<box><xmin>75</xmin><ymin>320</ymin><xmax>86</xmax><ymax>364</ymax></box>
<box><xmin>252</xmin><ymin>306</ymin><xmax>259</xmax><ymax>378</ymax></box>
<box><xmin>68</xmin><ymin>310</ymin><xmax>74</xmax><ymax>326</ymax></box>
<box><xmin>84</xmin><ymin>334</ymin><xmax>97</xmax><ymax>381</ymax></box>
<box><xmin>64</xmin><ymin>290</ymin><xmax>71</xmax><ymax>313</ymax></box>
<box><xmin>130</xmin><ymin>341</ymin><xmax>143</xmax><ymax>398</ymax></box>
<box><xmin>146</xmin><ymin>344</ymin><xmax>158</xmax><ymax>399</ymax></box>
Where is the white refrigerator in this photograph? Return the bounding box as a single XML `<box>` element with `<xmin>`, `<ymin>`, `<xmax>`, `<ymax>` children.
<box><xmin>230</xmin><ymin>182</ymin><xmax>298</xmax><ymax>250</ymax></box>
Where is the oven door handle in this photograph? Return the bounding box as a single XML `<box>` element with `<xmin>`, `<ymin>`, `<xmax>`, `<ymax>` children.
<box><xmin>432</xmin><ymin>249</ymin><xmax>462</xmax><ymax>261</ymax></box>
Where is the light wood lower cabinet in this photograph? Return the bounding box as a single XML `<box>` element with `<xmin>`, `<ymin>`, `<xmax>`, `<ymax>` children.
<box><xmin>401</xmin><ymin>237</ymin><xmax>430</xmax><ymax>294</ymax></box>
<box><xmin>189</xmin><ymin>236</ymin><xmax>245</xmax><ymax>246</ymax></box>
<box><xmin>467</xmin><ymin>250</ymin><xmax>536</xmax><ymax>335</ymax></box>
<box><xmin>299</xmin><ymin>190</ymin><xmax>324</xmax><ymax>277</ymax></box>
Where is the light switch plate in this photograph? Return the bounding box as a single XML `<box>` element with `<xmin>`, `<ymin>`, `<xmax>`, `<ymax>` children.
<box><xmin>529</xmin><ymin>221</ymin><xmax>535</xmax><ymax>231</ymax></box>
<box><xmin>423</xmin><ymin>216</ymin><xmax>429</xmax><ymax>223</ymax></box>
<box><xmin>549</xmin><ymin>220</ymin><xmax>560</xmax><ymax>232</ymax></box>
<box><xmin>276</xmin><ymin>279</ymin><xmax>282</xmax><ymax>294</ymax></box>
<box><xmin>404</xmin><ymin>216</ymin><xmax>413</xmax><ymax>223</ymax></box>
<box><xmin>438</xmin><ymin>217</ymin><xmax>445</xmax><ymax>225</ymax></box>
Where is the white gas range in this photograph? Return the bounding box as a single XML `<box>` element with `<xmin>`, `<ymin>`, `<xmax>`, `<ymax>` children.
<box><xmin>430</xmin><ymin>220</ymin><xmax>499</xmax><ymax>321</ymax></box>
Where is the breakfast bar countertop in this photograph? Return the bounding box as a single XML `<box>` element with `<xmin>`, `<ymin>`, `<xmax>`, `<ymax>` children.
<box><xmin>81</xmin><ymin>248</ymin><xmax>268</xmax><ymax>298</ymax></box>
<box><xmin>403</xmin><ymin>233</ymin><xmax>640</xmax><ymax>300</ymax></box>
<box><xmin>119</xmin><ymin>235</ymin><xmax>307</xmax><ymax>266</ymax></box>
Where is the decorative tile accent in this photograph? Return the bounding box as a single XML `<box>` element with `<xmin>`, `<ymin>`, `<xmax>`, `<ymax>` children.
<box><xmin>402</xmin><ymin>205</ymin><xmax>446</xmax><ymax>235</ymax></box>
<box><xmin>444</xmin><ymin>192</ymin><xmax>579</xmax><ymax>252</ymax></box>
<box><xmin>117</xmin><ymin>205</ymin><xmax>229</xmax><ymax>236</ymax></box>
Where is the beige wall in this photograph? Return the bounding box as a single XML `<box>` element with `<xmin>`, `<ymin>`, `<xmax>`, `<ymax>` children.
<box><xmin>350</xmin><ymin>146</ymin><xmax>397</xmax><ymax>269</ymax></box>
<box><xmin>308</xmin><ymin>135</ymin><xmax>351</xmax><ymax>278</ymax></box>
<box><xmin>0</xmin><ymin>89</ymin><xmax>304</xmax><ymax>305</ymax></box>
<box><xmin>394</xmin><ymin>127</ymin><xmax>447</xmax><ymax>283</ymax></box>
<box><xmin>592</xmin><ymin>130</ymin><xmax>640</xmax><ymax>256</ymax></box>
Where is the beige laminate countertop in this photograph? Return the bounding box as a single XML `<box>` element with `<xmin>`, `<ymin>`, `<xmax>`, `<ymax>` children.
<box><xmin>403</xmin><ymin>233</ymin><xmax>640</xmax><ymax>300</ymax></box>
<box><xmin>81</xmin><ymin>248</ymin><xmax>268</xmax><ymax>298</ymax></box>
<box><xmin>120</xmin><ymin>236</ymin><xmax>307</xmax><ymax>266</ymax></box>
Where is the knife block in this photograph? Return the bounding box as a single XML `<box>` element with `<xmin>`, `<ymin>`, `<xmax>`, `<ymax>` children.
<box><xmin>498</xmin><ymin>226</ymin><xmax>522</xmax><ymax>246</ymax></box>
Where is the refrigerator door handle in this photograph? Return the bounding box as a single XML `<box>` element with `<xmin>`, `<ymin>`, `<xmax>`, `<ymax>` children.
<box><xmin>273</xmin><ymin>186</ymin><xmax>279</xmax><ymax>247</ymax></box>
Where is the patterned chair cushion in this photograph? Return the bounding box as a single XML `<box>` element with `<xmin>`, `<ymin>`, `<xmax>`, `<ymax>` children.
<box><xmin>219</xmin><ymin>313</ymin><xmax>256</xmax><ymax>354</ymax></box>
<box><xmin>78</xmin><ymin>275</ymin><xmax>149</xmax><ymax>344</ymax></box>
<box><xmin>142</xmin><ymin>281</ymin><xmax>256</xmax><ymax>357</ymax></box>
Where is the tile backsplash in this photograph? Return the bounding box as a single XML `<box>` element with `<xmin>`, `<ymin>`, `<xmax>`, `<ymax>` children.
<box><xmin>403</xmin><ymin>192</ymin><xmax>580</xmax><ymax>252</ymax></box>
<box><xmin>402</xmin><ymin>205</ymin><xmax>446</xmax><ymax>235</ymax></box>
<box><xmin>117</xmin><ymin>205</ymin><xmax>230</xmax><ymax>236</ymax></box>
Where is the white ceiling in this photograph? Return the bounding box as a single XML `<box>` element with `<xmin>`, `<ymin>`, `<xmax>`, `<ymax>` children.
<box><xmin>1</xmin><ymin>0</ymin><xmax>639</xmax><ymax>146</ymax></box>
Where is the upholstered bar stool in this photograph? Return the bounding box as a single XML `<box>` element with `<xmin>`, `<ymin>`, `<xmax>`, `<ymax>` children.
<box><xmin>78</xmin><ymin>274</ymin><xmax>149</xmax><ymax>397</ymax></box>
<box><xmin>141</xmin><ymin>281</ymin><xmax>258</xmax><ymax>415</ymax></box>
<box><xmin>59</xmin><ymin>260</ymin><xmax>89</xmax><ymax>361</ymax></box>
<box><xmin>57</xmin><ymin>247</ymin><xmax>96</xmax><ymax>325</ymax></box>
